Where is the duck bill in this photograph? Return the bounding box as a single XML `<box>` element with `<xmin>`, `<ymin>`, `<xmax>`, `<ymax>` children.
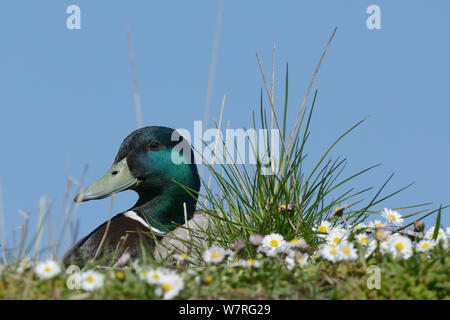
<box><xmin>74</xmin><ymin>158</ymin><xmax>138</xmax><ymax>202</ymax></box>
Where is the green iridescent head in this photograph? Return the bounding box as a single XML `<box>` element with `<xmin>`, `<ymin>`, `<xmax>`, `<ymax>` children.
<box><xmin>75</xmin><ymin>126</ymin><xmax>200</xmax><ymax>231</ymax></box>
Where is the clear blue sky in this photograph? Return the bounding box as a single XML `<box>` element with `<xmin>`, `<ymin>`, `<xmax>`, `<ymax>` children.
<box><xmin>0</xmin><ymin>1</ymin><xmax>448</xmax><ymax>257</ymax></box>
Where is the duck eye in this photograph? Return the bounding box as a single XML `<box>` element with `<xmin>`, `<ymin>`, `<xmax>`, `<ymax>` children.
<box><xmin>147</xmin><ymin>140</ymin><xmax>162</xmax><ymax>151</ymax></box>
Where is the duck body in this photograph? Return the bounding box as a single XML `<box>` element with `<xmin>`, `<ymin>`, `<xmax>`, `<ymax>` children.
<box><xmin>63</xmin><ymin>211</ymin><xmax>160</xmax><ymax>267</ymax></box>
<box><xmin>63</xmin><ymin>126</ymin><xmax>200</xmax><ymax>267</ymax></box>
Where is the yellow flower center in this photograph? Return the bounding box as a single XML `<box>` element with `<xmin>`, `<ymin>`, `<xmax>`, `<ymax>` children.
<box><xmin>162</xmin><ymin>283</ymin><xmax>171</xmax><ymax>292</ymax></box>
<box><xmin>319</xmin><ymin>226</ymin><xmax>327</xmax><ymax>233</ymax></box>
<box><xmin>422</xmin><ymin>243</ymin><xmax>430</xmax><ymax>248</ymax></box>
<box><xmin>343</xmin><ymin>248</ymin><xmax>350</xmax><ymax>255</ymax></box>
<box><xmin>388</xmin><ymin>214</ymin><xmax>397</xmax><ymax>221</ymax></box>
<box><xmin>87</xmin><ymin>276</ymin><xmax>95</xmax><ymax>283</ymax></box>
<box><xmin>270</xmin><ymin>239</ymin><xmax>279</xmax><ymax>247</ymax></box>
<box><xmin>181</xmin><ymin>253</ymin><xmax>188</xmax><ymax>259</ymax></box>
<box><xmin>44</xmin><ymin>267</ymin><xmax>52</xmax><ymax>273</ymax></box>
<box><xmin>333</xmin><ymin>237</ymin><xmax>341</xmax><ymax>244</ymax></box>
<box><xmin>248</xmin><ymin>259</ymin><xmax>255</xmax><ymax>265</ymax></box>
<box><xmin>152</xmin><ymin>274</ymin><xmax>159</xmax><ymax>279</ymax></box>
<box><xmin>296</xmin><ymin>254</ymin><xmax>304</xmax><ymax>261</ymax></box>
<box><xmin>205</xmin><ymin>276</ymin><xmax>213</xmax><ymax>284</ymax></box>
<box><xmin>211</xmin><ymin>252</ymin><xmax>220</xmax><ymax>259</ymax></box>
<box><xmin>290</xmin><ymin>239</ymin><xmax>298</xmax><ymax>244</ymax></box>
<box><xmin>361</xmin><ymin>238</ymin><xmax>368</xmax><ymax>243</ymax></box>
<box><xmin>395</xmin><ymin>243</ymin><xmax>404</xmax><ymax>251</ymax></box>
<box><xmin>330</xmin><ymin>248</ymin><xmax>337</xmax><ymax>255</ymax></box>
<box><xmin>116</xmin><ymin>271</ymin><xmax>125</xmax><ymax>280</ymax></box>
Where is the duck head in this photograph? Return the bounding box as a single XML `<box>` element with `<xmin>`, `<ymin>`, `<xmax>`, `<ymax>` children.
<box><xmin>75</xmin><ymin>126</ymin><xmax>201</xmax><ymax>233</ymax></box>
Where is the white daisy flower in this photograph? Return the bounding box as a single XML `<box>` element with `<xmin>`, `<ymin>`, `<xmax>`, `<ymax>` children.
<box><xmin>258</xmin><ymin>233</ymin><xmax>287</xmax><ymax>257</ymax></box>
<box><xmin>368</xmin><ymin>219</ymin><xmax>386</xmax><ymax>229</ymax></box>
<box><xmin>425</xmin><ymin>227</ymin><xmax>446</xmax><ymax>241</ymax></box>
<box><xmin>313</xmin><ymin>220</ymin><xmax>332</xmax><ymax>234</ymax></box>
<box><xmin>16</xmin><ymin>257</ymin><xmax>32</xmax><ymax>274</ymax></box>
<box><xmin>145</xmin><ymin>268</ymin><xmax>168</xmax><ymax>284</ymax></box>
<box><xmin>203</xmin><ymin>245</ymin><xmax>227</xmax><ymax>264</ymax></box>
<box><xmin>338</xmin><ymin>241</ymin><xmax>358</xmax><ymax>261</ymax></box>
<box><xmin>381</xmin><ymin>208</ymin><xmax>404</xmax><ymax>226</ymax></box>
<box><xmin>136</xmin><ymin>265</ymin><xmax>152</xmax><ymax>281</ymax></box>
<box><xmin>326</xmin><ymin>230</ymin><xmax>348</xmax><ymax>246</ymax></box>
<box><xmin>34</xmin><ymin>260</ymin><xmax>61</xmax><ymax>280</ymax></box>
<box><xmin>355</xmin><ymin>233</ymin><xmax>371</xmax><ymax>246</ymax></box>
<box><xmin>373</xmin><ymin>228</ymin><xmax>391</xmax><ymax>242</ymax></box>
<box><xmin>287</xmin><ymin>238</ymin><xmax>307</xmax><ymax>249</ymax></box>
<box><xmin>352</xmin><ymin>222</ymin><xmax>367</xmax><ymax>230</ymax></box>
<box><xmin>331</xmin><ymin>226</ymin><xmax>347</xmax><ymax>234</ymax></box>
<box><xmin>284</xmin><ymin>256</ymin><xmax>296</xmax><ymax>270</ymax></box>
<box><xmin>80</xmin><ymin>270</ymin><xmax>104</xmax><ymax>291</ymax></box>
<box><xmin>415</xmin><ymin>239</ymin><xmax>436</xmax><ymax>253</ymax></box>
<box><xmin>173</xmin><ymin>253</ymin><xmax>192</xmax><ymax>263</ymax></box>
<box><xmin>388</xmin><ymin>234</ymin><xmax>413</xmax><ymax>259</ymax></box>
<box><xmin>319</xmin><ymin>243</ymin><xmax>340</xmax><ymax>263</ymax></box>
<box><xmin>292</xmin><ymin>252</ymin><xmax>309</xmax><ymax>267</ymax></box>
<box><xmin>155</xmin><ymin>273</ymin><xmax>184</xmax><ymax>300</ymax></box>
<box><xmin>239</xmin><ymin>259</ymin><xmax>261</xmax><ymax>268</ymax></box>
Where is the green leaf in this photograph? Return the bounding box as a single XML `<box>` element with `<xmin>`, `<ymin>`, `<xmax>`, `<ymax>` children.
<box><xmin>432</xmin><ymin>205</ymin><xmax>442</xmax><ymax>240</ymax></box>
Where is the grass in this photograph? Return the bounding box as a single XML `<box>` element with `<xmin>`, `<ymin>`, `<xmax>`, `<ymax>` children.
<box><xmin>0</xmin><ymin>27</ymin><xmax>448</xmax><ymax>300</ymax></box>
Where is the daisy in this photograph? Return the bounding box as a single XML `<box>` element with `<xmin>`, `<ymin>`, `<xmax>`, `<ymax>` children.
<box><xmin>352</xmin><ymin>222</ymin><xmax>367</xmax><ymax>231</ymax></box>
<box><xmin>16</xmin><ymin>257</ymin><xmax>32</xmax><ymax>274</ymax></box>
<box><xmin>425</xmin><ymin>227</ymin><xmax>446</xmax><ymax>241</ymax></box>
<box><xmin>145</xmin><ymin>268</ymin><xmax>167</xmax><ymax>284</ymax></box>
<box><xmin>292</xmin><ymin>251</ymin><xmax>309</xmax><ymax>267</ymax></box>
<box><xmin>355</xmin><ymin>233</ymin><xmax>371</xmax><ymax>246</ymax></box>
<box><xmin>368</xmin><ymin>219</ymin><xmax>386</xmax><ymax>229</ymax></box>
<box><xmin>173</xmin><ymin>253</ymin><xmax>192</xmax><ymax>263</ymax></box>
<box><xmin>313</xmin><ymin>220</ymin><xmax>332</xmax><ymax>234</ymax></box>
<box><xmin>203</xmin><ymin>245</ymin><xmax>227</xmax><ymax>264</ymax></box>
<box><xmin>258</xmin><ymin>233</ymin><xmax>287</xmax><ymax>257</ymax></box>
<box><xmin>416</xmin><ymin>239</ymin><xmax>436</xmax><ymax>253</ymax></box>
<box><xmin>155</xmin><ymin>273</ymin><xmax>184</xmax><ymax>300</ymax></box>
<box><xmin>319</xmin><ymin>243</ymin><xmax>341</xmax><ymax>263</ymax></box>
<box><xmin>80</xmin><ymin>270</ymin><xmax>104</xmax><ymax>291</ymax></box>
<box><xmin>338</xmin><ymin>241</ymin><xmax>358</xmax><ymax>261</ymax></box>
<box><xmin>239</xmin><ymin>259</ymin><xmax>261</xmax><ymax>268</ymax></box>
<box><xmin>373</xmin><ymin>228</ymin><xmax>391</xmax><ymax>242</ymax></box>
<box><xmin>34</xmin><ymin>260</ymin><xmax>61</xmax><ymax>280</ymax></box>
<box><xmin>136</xmin><ymin>265</ymin><xmax>152</xmax><ymax>281</ymax></box>
<box><xmin>388</xmin><ymin>234</ymin><xmax>413</xmax><ymax>259</ymax></box>
<box><xmin>331</xmin><ymin>226</ymin><xmax>347</xmax><ymax>234</ymax></box>
<box><xmin>381</xmin><ymin>208</ymin><xmax>404</xmax><ymax>226</ymax></box>
<box><xmin>249</xmin><ymin>234</ymin><xmax>264</xmax><ymax>246</ymax></box>
<box><xmin>326</xmin><ymin>230</ymin><xmax>348</xmax><ymax>246</ymax></box>
<box><xmin>284</xmin><ymin>256</ymin><xmax>296</xmax><ymax>270</ymax></box>
<box><xmin>287</xmin><ymin>238</ymin><xmax>307</xmax><ymax>249</ymax></box>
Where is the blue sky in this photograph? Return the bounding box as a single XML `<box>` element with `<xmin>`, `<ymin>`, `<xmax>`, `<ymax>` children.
<box><xmin>0</xmin><ymin>1</ymin><xmax>448</xmax><ymax>257</ymax></box>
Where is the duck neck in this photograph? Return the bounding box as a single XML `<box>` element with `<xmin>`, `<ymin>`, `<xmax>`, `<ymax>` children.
<box><xmin>130</xmin><ymin>185</ymin><xmax>196</xmax><ymax>233</ymax></box>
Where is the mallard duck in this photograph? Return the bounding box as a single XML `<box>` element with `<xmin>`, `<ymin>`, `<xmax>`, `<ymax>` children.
<box><xmin>63</xmin><ymin>126</ymin><xmax>201</xmax><ymax>267</ymax></box>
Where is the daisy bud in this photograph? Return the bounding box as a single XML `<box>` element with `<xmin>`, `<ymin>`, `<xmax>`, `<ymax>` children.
<box><xmin>249</xmin><ymin>234</ymin><xmax>263</xmax><ymax>246</ymax></box>
<box><xmin>287</xmin><ymin>203</ymin><xmax>295</xmax><ymax>211</ymax></box>
<box><xmin>229</xmin><ymin>240</ymin><xmax>245</xmax><ymax>252</ymax></box>
<box><xmin>414</xmin><ymin>221</ymin><xmax>425</xmax><ymax>233</ymax></box>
